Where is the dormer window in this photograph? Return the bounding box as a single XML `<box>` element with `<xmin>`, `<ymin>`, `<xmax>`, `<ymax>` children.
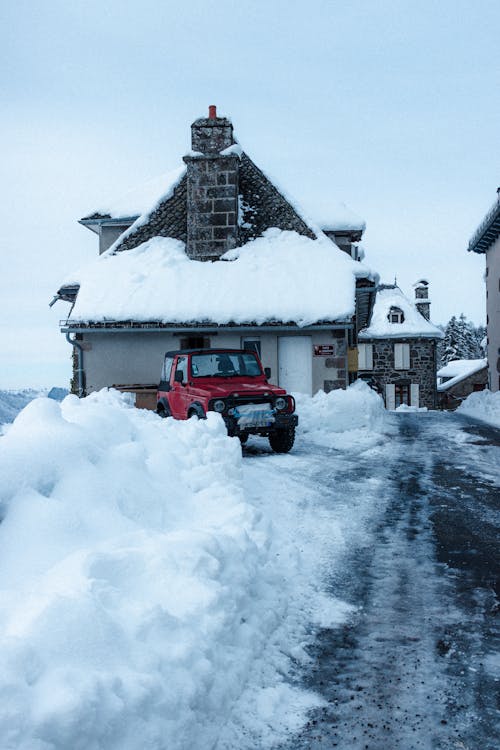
<box><xmin>388</xmin><ymin>307</ymin><xmax>404</xmax><ymax>324</ymax></box>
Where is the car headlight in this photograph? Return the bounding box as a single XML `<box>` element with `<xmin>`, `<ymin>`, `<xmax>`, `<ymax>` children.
<box><xmin>275</xmin><ymin>397</ymin><xmax>287</xmax><ymax>411</ymax></box>
<box><xmin>213</xmin><ymin>399</ymin><xmax>225</xmax><ymax>413</ymax></box>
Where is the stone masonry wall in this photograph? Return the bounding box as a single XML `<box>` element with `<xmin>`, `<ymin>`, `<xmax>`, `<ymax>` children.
<box><xmin>359</xmin><ymin>338</ymin><xmax>438</xmax><ymax>408</ymax></box>
<box><xmin>184</xmin><ymin>154</ymin><xmax>239</xmax><ymax>260</ymax></box>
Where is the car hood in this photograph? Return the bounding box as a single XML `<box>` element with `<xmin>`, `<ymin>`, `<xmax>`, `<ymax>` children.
<box><xmin>196</xmin><ymin>381</ymin><xmax>286</xmax><ymax>398</ymax></box>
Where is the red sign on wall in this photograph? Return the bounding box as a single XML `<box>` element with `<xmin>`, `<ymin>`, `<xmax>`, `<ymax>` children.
<box><xmin>314</xmin><ymin>345</ymin><xmax>335</xmax><ymax>356</ymax></box>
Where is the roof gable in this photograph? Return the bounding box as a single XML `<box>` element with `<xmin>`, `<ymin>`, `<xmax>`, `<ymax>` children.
<box><xmin>359</xmin><ymin>285</ymin><xmax>443</xmax><ymax>340</ymax></box>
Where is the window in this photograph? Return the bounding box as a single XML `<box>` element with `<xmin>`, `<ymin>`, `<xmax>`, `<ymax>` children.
<box><xmin>388</xmin><ymin>307</ymin><xmax>404</xmax><ymax>324</ymax></box>
<box><xmin>161</xmin><ymin>356</ymin><xmax>174</xmax><ymax>383</ymax></box>
<box><xmin>179</xmin><ymin>336</ymin><xmax>210</xmax><ymax>349</ymax></box>
<box><xmin>175</xmin><ymin>356</ymin><xmax>188</xmax><ymax>382</ymax></box>
<box><xmin>358</xmin><ymin>343</ymin><xmax>373</xmax><ymax>370</ymax></box>
<box><xmin>395</xmin><ymin>383</ymin><xmax>410</xmax><ymax>407</ymax></box>
<box><xmin>190</xmin><ymin>352</ymin><xmax>261</xmax><ymax>378</ymax></box>
<box><xmin>241</xmin><ymin>337</ymin><xmax>261</xmax><ymax>357</ymax></box>
<box><xmin>394</xmin><ymin>343</ymin><xmax>410</xmax><ymax>369</ymax></box>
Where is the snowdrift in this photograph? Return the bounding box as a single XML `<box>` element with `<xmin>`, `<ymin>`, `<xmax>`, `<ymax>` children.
<box><xmin>0</xmin><ymin>390</ymin><xmax>319</xmax><ymax>749</ymax></box>
<box><xmin>458</xmin><ymin>389</ymin><xmax>500</xmax><ymax>428</ymax></box>
<box><xmin>295</xmin><ymin>380</ymin><xmax>391</xmax><ymax>449</ymax></box>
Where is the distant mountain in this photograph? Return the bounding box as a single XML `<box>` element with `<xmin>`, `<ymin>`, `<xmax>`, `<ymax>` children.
<box><xmin>0</xmin><ymin>388</ymin><xmax>69</xmax><ymax>425</ymax></box>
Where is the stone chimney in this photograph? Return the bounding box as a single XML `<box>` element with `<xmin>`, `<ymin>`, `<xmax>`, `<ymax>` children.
<box><xmin>183</xmin><ymin>106</ymin><xmax>240</xmax><ymax>261</ymax></box>
<box><xmin>413</xmin><ymin>279</ymin><xmax>430</xmax><ymax>320</ymax></box>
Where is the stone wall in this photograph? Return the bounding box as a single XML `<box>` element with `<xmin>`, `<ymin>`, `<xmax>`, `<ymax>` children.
<box><xmin>439</xmin><ymin>367</ymin><xmax>488</xmax><ymax>408</ymax></box>
<box><xmin>359</xmin><ymin>338</ymin><xmax>438</xmax><ymax>408</ymax></box>
<box><xmin>184</xmin><ymin>154</ymin><xmax>239</xmax><ymax>260</ymax></box>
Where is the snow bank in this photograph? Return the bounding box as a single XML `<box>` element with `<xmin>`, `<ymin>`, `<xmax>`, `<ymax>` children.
<box><xmin>295</xmin><ymin>380</ymin><xmax>391</xmax><ymax>450</ymax></box>
<box><xmin>457</xmin><ymin>389</ymin><xmax>500</xmax><ymax>428</ymax></box>
<box><xmin>68</xmin><ymin>229</ymin><xmax>374</xmax><ymax>326</ymax></box>
<box><xmin>0</xmin><ymin>390</ymin><xmax>318</xmax><ymax>749</ymax></box>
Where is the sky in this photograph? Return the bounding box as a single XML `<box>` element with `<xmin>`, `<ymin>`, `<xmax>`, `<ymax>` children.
<box><xmin>1</xmin><ymin>0</ymin><xmax>499</xmax><ymax>388</ymax></box>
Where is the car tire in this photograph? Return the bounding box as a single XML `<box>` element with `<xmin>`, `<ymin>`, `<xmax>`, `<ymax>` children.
<box><xmin>268</xmin><ymin>427</ymin><xmax>295</xmax><ymax>454</ymax></box>
<box><xmin>188</xmin><ymin>406</ymin><xmax>206</xmax><ymax>420</ymax></box>
<box><xmin>156</xmin><ymin>404</ymin><xmax>171</xmax><ymax>418</ymax></box>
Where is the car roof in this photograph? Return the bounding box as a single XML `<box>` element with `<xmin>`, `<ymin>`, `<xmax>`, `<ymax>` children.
<box><xmin>164</xmin><ymin>348</ymin><xmax>254</xmax><ymax>357</ymax></box>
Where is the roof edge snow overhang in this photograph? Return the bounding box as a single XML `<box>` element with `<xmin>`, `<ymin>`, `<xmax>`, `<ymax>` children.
<box><xmin>468</xmin><ymin>197</ymin><xmax>500</xmax><ymax>254</ymax></box>
<box><xmin>60</xmin><ymin>321</ymin><xmax>353</xmax><ymax>334</ymax></box>
<box><xmin>79</xmin><ymin>216</ymin><xmax>140</xmax><ymax>234</ymax></box>
<box><xmin>358</xmin><ymin>332</ymin><xmax>443</xmax><ymax>341</ymax></box>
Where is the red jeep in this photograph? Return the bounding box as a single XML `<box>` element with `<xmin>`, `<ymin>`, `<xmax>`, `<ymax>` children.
<box><xmin>156</xmin><ymin>349</ymin><xmax>298</xmax><ymax>453</ymax></box>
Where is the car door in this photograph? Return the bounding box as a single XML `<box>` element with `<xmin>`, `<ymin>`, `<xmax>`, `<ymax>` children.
<box><xmin>169</xmin><ymin>356</ymin><xmax>190</xmax><ymax>418</ymax></box>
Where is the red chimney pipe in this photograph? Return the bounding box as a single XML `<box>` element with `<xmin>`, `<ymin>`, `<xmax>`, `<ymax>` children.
<box><xmin>208</xmin><ymin>105</ymin><xmax>217</xmax><ymax>119</ymax></box>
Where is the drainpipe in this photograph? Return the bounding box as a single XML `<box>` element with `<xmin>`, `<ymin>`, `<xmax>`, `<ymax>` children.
<box><xmin>65</xmin><ymin>332</ymin><xmax>85</xmax><ymax>397</ymax></box>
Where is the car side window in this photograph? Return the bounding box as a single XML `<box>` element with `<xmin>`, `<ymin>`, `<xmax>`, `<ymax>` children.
<box><xmin>161</xmin><ymin>356</ymin><xmax>174</xmax><ymax>382</ymax></box>
<box><xmin>175</xmin><ymin>356</ymin><xmax>188</xmax><ymax>382</ymax></box>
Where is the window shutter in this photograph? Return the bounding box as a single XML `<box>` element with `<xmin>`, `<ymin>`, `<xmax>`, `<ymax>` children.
<box><xmin>394</xmin><ymin>343</ymin><xmax>409</xmax><ymax>369</ymax></box>
<box><xmin>366</xmin><ymin>344</ymin><xmax>373</xmax><ymax>370</ymax></box>
<box><xmin>385</xmin><ymin>383</ymin><xmax>396</xmax><ymax>410</ymax></box>
<box><xmin>358</xmin><ymin>344</ymin><xmax>373</xmax><ymax>370</ymax></box>
<box><xmin>358</xmin><ymin>344</ymin><xmax>366</xmax><ymax>369</ymax></box>
<box><xmin>410</xmin><ymin>383</ymin><xmax>420</xmax><ymax>407</ymax></box>
<box><xmin>403</xmin><ymin>344</ymin><xmax>410</xmax><ymax>369</ymax></box>
<box><xmin>394</xmin><ymin>344</ymin><xmax>403</xmax><ymax>369</ymax></box>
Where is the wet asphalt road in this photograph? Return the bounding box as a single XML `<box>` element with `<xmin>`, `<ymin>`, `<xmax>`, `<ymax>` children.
<box><xmin>280</xmin><ymin>412</ymin><xmax>499</xmax><ymax>750</ymax></box>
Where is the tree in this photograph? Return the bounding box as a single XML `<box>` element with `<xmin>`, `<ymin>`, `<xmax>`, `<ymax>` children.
<box><xmin>439</xmin><ymin>314</ymin><xmax>486</xmax><ymax>367</ymax></box>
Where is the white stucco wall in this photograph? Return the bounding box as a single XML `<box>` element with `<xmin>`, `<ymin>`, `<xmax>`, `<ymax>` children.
<box><xmin>77</xmin><ymin>328</ymin><xmax>350</xmax><ymax>396</ymax></box>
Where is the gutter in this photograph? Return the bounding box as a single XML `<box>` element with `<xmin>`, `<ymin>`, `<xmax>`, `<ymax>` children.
<box><xmin>60</xmin><ymin>322</ymin><xmax>354</xmax><ymax>334</ymax></box>
<box><xmin>65</xmin><ymin>332</ymin><xmax>85</xmax><ymax>397</ymax></box>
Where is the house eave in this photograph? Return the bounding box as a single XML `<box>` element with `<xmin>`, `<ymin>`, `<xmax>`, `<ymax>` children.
<box><xmin>79</xmin><ymin>216</ymin><xmax>140</xmax><ymax>234</ymax></box>
<box><xmin>60</xmin><ymin>319</ymin><xmax>354</xmax><ymax>334</ymax></box>
<box><xmin>467</xmin><ymin>197</ymin><xmax>500</xmax><ymax>254</ymax></box>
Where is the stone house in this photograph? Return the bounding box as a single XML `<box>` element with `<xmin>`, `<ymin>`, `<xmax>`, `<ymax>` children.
<box><xmin>437</xmin><ymin>358</ymin><xmax>488</xmax><ymax>409</ymax></box>
<box><xmin>53</xmin><ymin>107</ymin><xmax>377</xmax><ymax>398</ymax></box>
<box><xmin>468</xmin><ymin>189</ymin><xmax>500</xmax><ymax>392</ymax></box>
<box><xmin>357</xmin><ymin>281</ymin><xmax>443</xmax><ymax>409</ymax></box>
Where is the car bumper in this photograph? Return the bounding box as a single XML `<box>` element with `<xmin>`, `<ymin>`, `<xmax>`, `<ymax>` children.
<box><xmin>222</xmin><ymin>412</ymin><xmax>298</xmax><ymax>437</ymax></box>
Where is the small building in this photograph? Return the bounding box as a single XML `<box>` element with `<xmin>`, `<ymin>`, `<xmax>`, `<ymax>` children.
<box><xmin>437</xmin><ymin>358</ymin><xmax>488</xmax><ymax>409</ymax></box>
<box><xmin>52</xmin><ymin>107</ymin><xmax>377</xmax><ymax>397</ymax></box>
<box><xmin>357</xmin><ymin>282</ymin><xmax>443</xmax><ymax>409</ymax></box>
<box><xmin>468</xmin><ymin>189</ymin><xmax>500</xmax><ymax>392</ymax></box>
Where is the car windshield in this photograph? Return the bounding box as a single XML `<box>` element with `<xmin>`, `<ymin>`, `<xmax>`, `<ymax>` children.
<box><xmin>190</xmin><ymin>352</ymin><xmax>262</xmax><ymax>378</ymax></box>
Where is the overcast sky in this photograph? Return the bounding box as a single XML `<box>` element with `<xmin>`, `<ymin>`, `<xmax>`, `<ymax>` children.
<box><xmin>1</xmin><ymin>0</ymin><xmax>499</xmax><ymax>388</ymax></box>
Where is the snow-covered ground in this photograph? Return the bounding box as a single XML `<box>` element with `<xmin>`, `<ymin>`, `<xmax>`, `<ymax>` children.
<box><xmin>0</xmin><ymin>382</ymin><xmax>392</xmax><ymax>749</ymax></box>
<box><xmin>458</xmin><ymin>388</ymin><xmax>500</xmax><ymax>428</ymax></box>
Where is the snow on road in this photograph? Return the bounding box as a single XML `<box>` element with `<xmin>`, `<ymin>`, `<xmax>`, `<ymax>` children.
<box><xmin>0</xmin><ymin>388</ymin><xmax>497</xmax><ymax>750</ymax></box>
<box><xmin>277</xmin><ymin>411</ymin><xmax>500</xmax><ymax>750</ymax></box>
<box><xmin>0</xmin><ymin>383</ymin><xmax>393</xmax><ymax>750</ymax></box>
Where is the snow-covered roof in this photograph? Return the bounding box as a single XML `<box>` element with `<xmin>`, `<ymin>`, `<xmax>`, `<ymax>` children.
<box><xmin>65</xmin><ymin>230</ymin><xmax>376</xmax><ymax>326</ymax></box>
<box><xmin>437</xmin><ymin>358</ymin><xmax>487</xmax><ymax>391</ymax></box>
<box><xmin>298</xmin><ymin>195</ymin><xmax>366</xmax><ymax>232</ymax></box>
<box><xmin>359</xmin><ymin>285</ymin><xmax>443</xmax><ymax>340</ymax></box>
<box><xmin>81</xmin><ymin>167</ymin><xmax>186</xmax><ymax>220</ymax></box>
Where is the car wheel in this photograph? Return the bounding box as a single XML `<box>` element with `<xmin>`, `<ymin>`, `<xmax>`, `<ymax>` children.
<box><xmin>268</xmin><ymin>427</ymin><xmax>295</xmax><ymax>454</ymax></box>
<box><xmin>188</xmin><ymin>407</ymin><xmax>206</xmax><ymax>420</ymax></box>
<box><xmin>156</xmin><ymin>404</ymin><xmax>171</xmax><ymax>418</ymax></box>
